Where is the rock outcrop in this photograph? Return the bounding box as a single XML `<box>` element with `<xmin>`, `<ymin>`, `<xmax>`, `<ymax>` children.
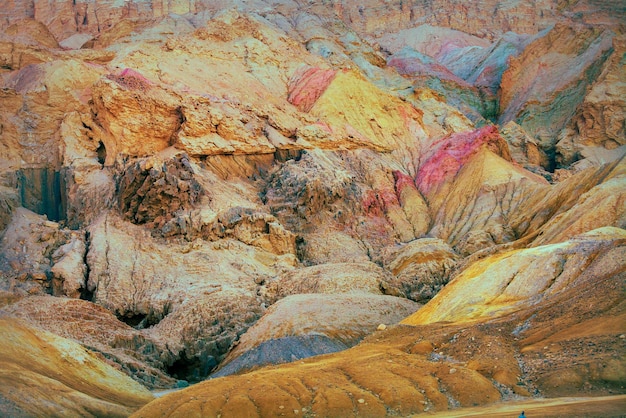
<box><xmin>1</xmin><ymin>1</ymin><xmax>625</xmax><ymax>416</ymax></box>
<box><xmin>214</xmin><ymin>293</ymin><xmax>420</xmax><ymax>377</ymax></box>
<box><xmin>499</xmin><ymin>23</ymin><xmax>615</xmax><ymax>158</ymax></box>
<box><xmin>0</xmin><ymin>208</ymin><xmax>86</xmax><ymax>296</ymax></box>
<box><xmin>382</xmin><ymin>238</ymin><xmax>459</xmax><ymax>302</ymax></box>
<box><xmin>556</xmin><ymin>34</ymin><xmax>626</xmax><ymax>167</ymax></box>
<box><xmin>136</xmin><ymin>227</ymin><xmax>625</xmax><ymax>416</ymax></box>
<box><xmin>259</xmin><ymin>262</ymin><xmax>392</xmax><ymax>304</ymax></box>
<box><xmin>116</xmin><ymin>149</ymin><xmax>203</xmax><ymax>229</ymax></box>
<box><xmin>0</xmin><ymin>316</ymin><xmax>153</xmax><ymax>417</ymax></box>
<box><xmin>403</xmin><ymin>227</ymin><xmax>626</xmax><ymax>325</ymax></box>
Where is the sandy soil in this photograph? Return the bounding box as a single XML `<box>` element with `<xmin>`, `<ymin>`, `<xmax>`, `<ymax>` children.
<box><xmin>425</xmin><ymin>395</ymin><xmax>626</xmax><ymax>417</ymax></box>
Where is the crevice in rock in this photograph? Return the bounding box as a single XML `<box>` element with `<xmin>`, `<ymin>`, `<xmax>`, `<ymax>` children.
<box><xmin>167</xmin><ymin>350</ymin><xmax>217</xmax><ymax>383</ymax></box>
<box><xmin>274</xmin><ymin>149</ymin><xmax>302</xmax><ymax>163</ymax></box>
<box><xmin>170</xmin><ymin>106</ymin><xmax>186</xmax><ymax>146</ymax></box>
<box><xmin>80</xmin><ymin>230</ymin><xmax>94</xmax><ymax>301</ymax></box>
<box><xmin>17</xmin><ymin>167</ymin><xmax>67</xmax><ymax>222</ymax></box>
<box><xmin>96</xmin><ymin>141</ymin><xmax>106</xmax><ymax>166</ymax></box>
<box><xmin>118</xmin><ymin>312</ymin><xmax>163</xmax><ymax>330</ymax></box>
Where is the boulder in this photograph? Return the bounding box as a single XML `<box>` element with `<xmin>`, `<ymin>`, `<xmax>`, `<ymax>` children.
<box><xmin>383</xmin><ymin>238</ymin><xmax>459</xmax><ymax>303</ymax></box>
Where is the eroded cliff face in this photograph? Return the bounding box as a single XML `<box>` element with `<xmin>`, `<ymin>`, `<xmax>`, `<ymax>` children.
<box><xmin>0</xmin><ymin>1</ymin><xmax>625</xmax><ymax>417</ymax></box>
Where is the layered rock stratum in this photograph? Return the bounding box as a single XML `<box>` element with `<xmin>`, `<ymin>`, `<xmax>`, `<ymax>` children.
<box><xmin>0</xmin><ymin>0</ymin><xmax>625</xmax><ymax>417</ymax></box>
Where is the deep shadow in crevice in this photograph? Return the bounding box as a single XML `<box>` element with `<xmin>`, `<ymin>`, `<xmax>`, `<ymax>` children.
<box><xmin>17</xmin><ymin>167</ymin><xmax>67</xmax><ymax>222</ymax></box>
<box><xmin>167</xmin><ymin>350</ymin><xmax>217</xmax><ymax>383</ymax></box>
<box><xmin>96</xmin><ymin>141</ymin><xmax>107</xmax><ymax>165</ymax></box>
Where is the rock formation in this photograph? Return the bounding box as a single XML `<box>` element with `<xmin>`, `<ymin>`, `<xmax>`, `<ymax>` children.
<box><xmin>0</xmin><ymin>1</ymin><xmax>625</xmax><ymax>417</ymax></box>
<box><xmin>0</xmin><ymin>316</ymin><xmax>154</xmax><ymax>417</ymax></box>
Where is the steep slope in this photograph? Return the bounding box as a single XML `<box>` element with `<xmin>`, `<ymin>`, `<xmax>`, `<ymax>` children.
<box><xmin>556</xmin><ymin>34</ymin><xmax>626</xmax><ymax>166</ymax></box>
<box><xmin>428</xmin><ymin>147</ymin><xmax>549</xmax><ymax>252</ymax></box>
<box><xmin>499</xmin><ymin>23</ymin><xmax>614</xmax><ymax>158</ymax></box>
<box><xmin>0</xmin><ymin>296</ymin><xmax>175</xmax><ymax>388</ymax></box>
<box><xmin>404</xmin><ymin>227</ymin><xmax>626</xmax><ymax>325</ymax></box>
<box><xmin>0</xmin><ymin>317</ymin><xmax>153</xmax><ymax>417</ymax></box>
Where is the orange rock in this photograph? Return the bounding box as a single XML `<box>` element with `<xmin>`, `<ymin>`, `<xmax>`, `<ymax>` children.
<box><xmin>0</xmin><ymin>317</ymin><xmax>153</xmax><ymax>417</ymax></box>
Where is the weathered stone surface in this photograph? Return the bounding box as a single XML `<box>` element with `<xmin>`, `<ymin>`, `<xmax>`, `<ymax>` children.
<box><xmin>0</xmin><ymin>208</ymin><xmax>81</xmax><ymax>296</ymax></box>
<box><xmin>0</xmin><ymin>60</ymin><xmax>103</xmax><ymax>169</ymax></box>
<box><xmin>0</xmin><ymin>316</ymin><xmax>153</xmax><ymax>417</ymax></box>
<box><xmin>377</xmin><ymin>24</ymin><xmax>491</xmax><ymax>57</ymax></box>
<box><xmin>1</xmin><ymin>1</ymin><xmax>625</xmax><ymax>415</ymax></box>
<box><xmin>146</xmin><ymin>288</ymin><xmax>264</xmax><ymax>382</ymax></box>
<box><xmin>0</xmin><ymin>184</ymin><xmax>19</xmax><ymax>232</ymax></box>
<box><xmin>215</xmin><ymin>293</ymin><xmax>420</xmax><ymax>376</ymax></box>
<box><xmin>392</xmin><ymin>170</ymin><xmax>431</xmax><ymax>237</ymax></box>
<box><xmin>133</xmin><ymin>327</ymin><xmax>501</xmax><ymax>418</ymax></box>
<box><xmin>499</xmin><ymin>23</ymin><xmax>614</xmax><ymax>153</ymax></box>
<box><xmin>403</xmin><ymin>227</ymin><xmax>626</xmax><ymax>325</ymax></box>
<box><xmin>510</xmin><ymin>157</ymin><xmax>626</xmax><ymax>245</ymax></box>
<box><xmin>116</xmin><ymin>149</ymin><xmax>203</xmax><ymax>229</ymax></box>
<box><xmin>556</xmin><ymin>34</ymin><xmax>626</xmax><ymax>167</ymax></box>
<box><xmin>500</xmin><ymin>120</ymin><xmax>550</xmax><ymax>171</ymax></box>
<box><xmin>0</xmin><ymin>18</ymin><xmax>57</xmax><ymax>71</ymax></box>
<box><xmin>259</xmin><ymin>262</ymin><xmax>392</xmax><ymax>305</ymax></box>
<box><xmin>90</xmin><ymin>71</ymin><xmax>183</xmax><ymax>164</ymax></box>
<box><xmin>85</xmin><ymin>211</ymin><xmax>293</xmax><ymax>382</ymax></box>
<box><xmin>308</xmin><ymin>68</ymin><xmax>429</xmax><ymax>152</ymax></box>
<box><xmin>0</xmin><ymin>296</ymin><xmax>175</xmax><ymax>389</ymax></box>
<box><xmin>429</xmin><ymin>147</ymin><xmax>549</xmax><ymax>251</ymax></box>
<box><xmin>134</xmin><ymin>224</ymin><xmax>626</xmax><ymax>416</ymax></box>
<box><xmin>382</xmin><ymin>238</ymin><xmax>459</xmax><ymax>303</ymax></box>
<box><xmin>387</xmin><ymin>46</ymin><xmax>496</xmax><ymax>123</ymax></box>
<box><xmin>263</xmin><ymin>150</ymin><xmax>359</xmax><ymax>232</ymax></box>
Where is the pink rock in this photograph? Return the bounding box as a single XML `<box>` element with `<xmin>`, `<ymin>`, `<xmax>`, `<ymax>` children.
<box><xmin>392</xmin><ymin>170</ymin><xmax>417</xmax><ymax>198</ymax></box>
<box><xmin>287</xmin><ymin>67</ymin><xmax>337</xmax><ymax>112</ymax></box>
<box><xmin>108</xmin><ymin>68</ymin><xmax>153</xmax><ymax>91</ymax></box>
<box><xmin>362</xmin><ymin>187</ymin><xmax>399</xmax><ymax>217</ymax></box>
<box><xmin>416</xmin><ymin>125</ymin><xmax>510</xmax><ymax>195</ymax></box>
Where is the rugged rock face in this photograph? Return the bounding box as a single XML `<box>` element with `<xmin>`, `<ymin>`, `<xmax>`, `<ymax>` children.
<box><xmin>382</xmin><ymin>238</ymin><xmax>459</xmax><ymax>302</ymax></box>
<box><xmin>1</xmin><ymin>1</ymin><xmax>625</xmax><ymax>416</ymax></box>
<box><xmin>499</xmin><ymin>23</ymin><xmax>615</xmax><ymax>161</ymax></box>
<box><xmin>0</xmin><ymin>208</ymin><xmax>85</xmax><ymax>297</ymax></box>
<box><xmin>0</xmin><ymin>296</ymin><xmax>175</xmax><ymax>388</ymax></box>
<box><xmin>556</xmin><ymin>34</ymin><xmax>626</xmax><ymax>167</ymax></box>
<box><xmin>116</xmin><ymin>149</ymin><xmax>203</xmax><ymax>229</ymax></box>
<box><xmin>215</xmin><ymin>293</ymin><xmax>420</xmax><ymax>377</ymax></box>
<box><xmin>0</xmin><ymin>316</ymin><xmax>154</xmax><ymax>417</ymax></box>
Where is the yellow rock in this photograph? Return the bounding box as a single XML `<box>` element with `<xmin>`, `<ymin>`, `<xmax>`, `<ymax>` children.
<box><xmin>0</xmin><ymin>317</ymin><xmax>153</xmax><ymax>417</ymax></box>
<box><xmin>402</xmin><ymin>227</ymin><xmax>626</xmax><ymax>326</ymax></box>
<box><xmin>310</xmin><ymin>69</ymin><xmax>426</xmax><ymax>152</ymax></box>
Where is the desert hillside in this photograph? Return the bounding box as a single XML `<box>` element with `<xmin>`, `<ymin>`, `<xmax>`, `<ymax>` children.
<box><xmin>0</xmin><ymin>1</ymin><xmax>624</xmax><ymax>417</ymax></box>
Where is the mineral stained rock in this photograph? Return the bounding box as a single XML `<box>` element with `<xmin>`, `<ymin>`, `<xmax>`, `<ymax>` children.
<box><xmin>214</xmin><ymin>293</ymin><xmax>420</xmax><ymax>377</ymax></box>
<box><xmin>0</xmin><ymin>317</ymin><xmax>154</xmax><ymax>417</ymax></box>
<box><xmin>1</xmin><ymin>1</ymin><xmax>625</xmax><ymax>417</ymax></box>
